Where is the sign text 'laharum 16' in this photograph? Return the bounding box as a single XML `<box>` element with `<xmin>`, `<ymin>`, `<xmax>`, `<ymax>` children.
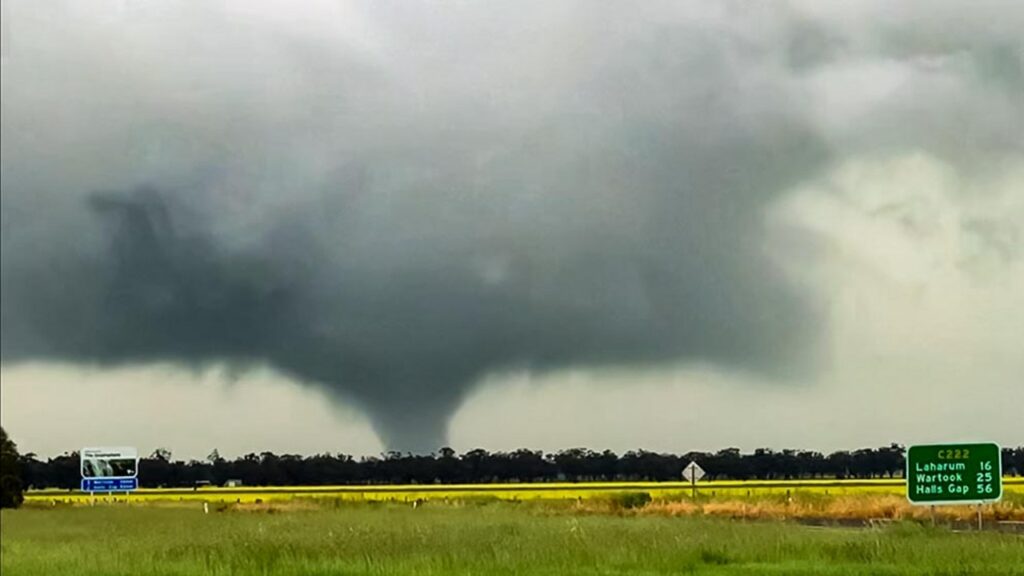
<box><xmin>906</xmin><ymin>443</ymin><xmax>1001</xmax><ymax>505</ymax></box>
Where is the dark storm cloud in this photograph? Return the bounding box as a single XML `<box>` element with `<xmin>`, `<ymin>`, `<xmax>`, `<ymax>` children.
<box><xmin>2</xmin><ymin>1</ymin><xmax>1020</xmax><ymax>451</ymax></box>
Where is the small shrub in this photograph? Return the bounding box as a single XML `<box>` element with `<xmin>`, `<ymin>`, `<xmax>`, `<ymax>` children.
<box><xmin>698</xmin><ymin>546</ymin><xmax>732</xmax><ymax>565</ymax></box>
<box><xmin>613</xmin><ymin>491</ymin><xmax>652</xmax><ymax>510</ymax></box>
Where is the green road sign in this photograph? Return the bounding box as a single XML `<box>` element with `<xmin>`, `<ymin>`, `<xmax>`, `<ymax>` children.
<box><xmin>906</xmin><ymin>443</ymin><xmax>1002</xmax><ymax>505</ymax></box>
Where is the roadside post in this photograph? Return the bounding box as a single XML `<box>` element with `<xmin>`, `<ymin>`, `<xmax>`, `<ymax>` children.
<box><xmin>682</xmin><ymin>461</ymin><xmax>705</xmax><ymax>500</ymax></box>
<box><xmin>81</xmin><ymin>447</ymin><xmax>140</xmax><ymax>498</ymax></box>
<box><xmin>906</xmin><ymin>442</ymin><xmax>1002</xmax><ymax>529</ymax></box>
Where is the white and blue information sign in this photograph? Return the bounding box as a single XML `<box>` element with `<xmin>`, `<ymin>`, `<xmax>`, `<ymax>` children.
<box><xmin>81</xmin><ymin>447</ymin><xmax>139</xmax><ymax>492</ymax></box>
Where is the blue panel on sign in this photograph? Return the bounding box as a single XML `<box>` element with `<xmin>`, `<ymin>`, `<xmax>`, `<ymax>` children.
<box><xmin>81</xmin><ymin>477</ymin><xmax>138</xmax><ymax>492</ymax></box>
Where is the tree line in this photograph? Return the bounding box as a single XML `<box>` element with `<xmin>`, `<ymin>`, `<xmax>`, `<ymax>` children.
<box><xmin>13</xmin><ymin>443</ymin><xmax>1024</xmax><ymax>490</ymax></box>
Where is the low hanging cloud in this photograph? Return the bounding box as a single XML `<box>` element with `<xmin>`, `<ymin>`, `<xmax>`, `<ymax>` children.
<box><xmin>2</xmin><ymin>0</ymin><xmax>1021</xmax><ymax>452</ymax></box>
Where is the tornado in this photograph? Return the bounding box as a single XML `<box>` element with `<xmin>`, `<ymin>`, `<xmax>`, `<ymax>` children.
<box><xmin>8</xmin><ymin>1</ymin><xmax>1017</xmax><ymax>452</ymax></box>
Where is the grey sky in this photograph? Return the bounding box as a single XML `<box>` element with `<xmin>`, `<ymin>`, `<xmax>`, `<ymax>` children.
<box><xmin>1</xmin><ymin>0</ymin><xmax>1021</xmax><ymax>458</ymax></box>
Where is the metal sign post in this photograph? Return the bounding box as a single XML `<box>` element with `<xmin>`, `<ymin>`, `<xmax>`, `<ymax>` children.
<box><xmin>682</xmin><ymin>461</ymin><xmax>705</xmax><ymax>500</ymax></box>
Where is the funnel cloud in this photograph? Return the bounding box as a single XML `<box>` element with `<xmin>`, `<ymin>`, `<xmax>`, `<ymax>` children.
<box><xmin>2</xmin><ymin>1</ymin><xmax>1022</xmax><ymax>452</ymax></box>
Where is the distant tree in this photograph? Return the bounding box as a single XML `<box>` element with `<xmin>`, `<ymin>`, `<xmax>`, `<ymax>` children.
<box><xmin>750</xmin><ymin>448</ymin><xmax>777</xmax><ymax>480</ymax></box>
<box><xmin>1</xmin><ymin>426</ymin><xmax>25</xmax><ymax>508</ymax></box>
<box><xmin>436</xmin><ymin>447</ymin><xmax>459</xmax><ymax>483</ymax></box>
<box><xmin>705</xmin><ymin>448</ymin><xmax>745</xmax><ymax>480</ymax></box>
<box><xmin>507</xmin><ymin>449</ymin><xmax>550</xmax><ymax>482</ymax></box>
<box><xmin>827</xmin><ymin>450</ymin><xmax>853</xmax><ymax>479</ymax></box>
<box><xmin>877</xmin><ymin>444</ymin><xmax>905</xmax><ymax>478</ymax></box>
<box><xmin>45</xmin><ymin>453</ymin><xmax>82</xmax><ymax>489</ymax></box>
<box><xmin>553</xmin><ymin>448</ymin><xmax>592</xmax><ymax>481</ymax></box>
<box><xmin>17</xmin><ymin>452</ymin><xmax>48</xmax><ymax>489</ymax></box>
<box><xmin>461</xmin><ymin>449</ymin><xmax>493</xmax><ymax>482</ymax></box>
<box><xmin>1001</xmin><ymin>447</ymin><xmax>1022</xmax><ymax>477</ymax></box>
<box><xmin>140</xmin><ymin>448</ymin><xmax>174</xmax><ymax>487</ymax></box>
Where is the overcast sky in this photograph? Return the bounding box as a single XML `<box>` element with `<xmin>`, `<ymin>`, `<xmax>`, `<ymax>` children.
<box><xmin>1</xmin><ymin>0</ymin><xmax>1022</xmax><ymax>459</ymax></box>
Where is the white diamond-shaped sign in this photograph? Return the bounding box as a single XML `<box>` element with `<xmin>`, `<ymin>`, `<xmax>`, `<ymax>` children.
<box><xmin>682</xmin><ymin>461</ymin><xmax>705</xmax><ymax>482</ymax></box>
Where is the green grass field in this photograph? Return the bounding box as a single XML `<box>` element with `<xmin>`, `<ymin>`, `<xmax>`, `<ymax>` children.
<box><xmin>3</xmin><ymin>503</ymin><xmax>1023</xmax><ymax>575</ymax></box>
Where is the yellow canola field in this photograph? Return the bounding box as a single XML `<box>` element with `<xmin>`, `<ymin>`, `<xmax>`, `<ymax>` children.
<box><xmin>26</xmin><ymin>477</ymin><xmax>1024</xmax><ymax>506</ymax></box>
